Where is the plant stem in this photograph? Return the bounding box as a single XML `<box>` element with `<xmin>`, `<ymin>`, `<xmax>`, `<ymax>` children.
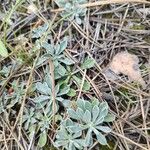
<box><xmin>51</xmin><ymin>0</ymin><xmax>150</xmax><ymax>12</ymax></box>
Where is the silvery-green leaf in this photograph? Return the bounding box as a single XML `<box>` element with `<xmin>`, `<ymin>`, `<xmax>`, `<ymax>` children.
<box><xmin>58</xmin><ymin>85</ymin><xmax>70</xmax><ymax>96</ymax></box>
<box><xmin>83</xmin><ymin>81</ymin><xmax>91</xmax><ymax>91</ymax></box>
<box><xmin>68</xmin><ymin>142</ymin><xmax>74</xmax><ymax>150</ymax></box>
<box><xmin>94</xmin><ymin>129</ymin><xmax>107</xmax><ymax>145</ymax></box>
<box><xmin>73</xmin><ymin>131</ymin><xmax>82</xmax><ymax>138</ymax></box>
<box><xmin>45</xmin><ymin>74</ymin><xmax>52</xmax><ymax>89</ymax></box>
<box><xmin>99</xmin><ymin>102</ymin><xmax>109</xmax><ymax>118</ymax></box>
<box><xmin>54</xmin><ymin>140</ymin><xmax>68</xmax><ymax>147</ymax></box>
<box><xmin>67</xmin><ymin>88</ymin><xmax>76</xmax><ymax>97</ymax></box>
<box><xmin>54</xmin><ymin>84</ymin><xmax>60</xmax><ymax>95</ymax></box>
<box><xmin>45</xmin><ymin>103</ymin><xmax>54</xmax><ymax>116</ymax></box>
<box><xmin>38</xmin><ymin>130</ymin><xmax>47</xmax><ymax>147</ymax></box>
<box><xmin>64</xmin><ymin>118</ymin><xmax>74</xmax><ymax>126</ymax></box>
<box><xmin>99</xmin><ymin>102</ymin><xmax>108</xmax><ymax>112</ymax></box>
<box><xmin>59</xmin><ymin>57</ymin><xmax>74</xmax><ymax>65</ymax></box>
<box><xmin>56</xmin><ymin>129</ymin><xmax>68</xmax><ymax>140</ymax></box>
<box><xmin>68</xmin><ymin>125</ymin><xmax>82</xmax><ymax>133</ymax></box>
<box><xmin>74</xmin><ymin>140</ymin><xmax>83</xmax><ymax>149</ymax></box>
<box><xmin>75</xmin><ymin>139</ymin><xmax>85</xmax><ymax>147</ymax></box>
<box><xmin>77</xmin><ymin>99</ymin><xmax>85</xmax><ymax>111</ymax></box>
<box><xmin>73</xmin><ymin>75</ymin><xmax>81</xmax><ymax>86</ymax></box>
<box><xmin>100</xmin><ymin>108</ymin><xmax>109</xmax><ymax>118</ymax></box>
<box><xmin>55</xmin><ymin>44</ymin><xmax>61</xmax><ymax>55</ymax></box>
<box><xmin>92</xmin><ymin>105</ymin><xmax>99</xmax><ymax>122</ymax></box>
<box><xmin>58</xmin><ymin>37</ymin><xmax>68</xmax><ymax>54</ymax></box>
<box><xmin>32</xmin><ymin>23</ymin><xmax>48</xmax><ymax>38</ymax></box>
<box><xmin>92</xmin><ymin>98</ymin><xmax>100</xmax><ymax>106</ymax></box>
<box><xmin>64</xmin><ymin>3</ymin><xmax>72</xmax><ymax>10</ymax></box>
<box><xmin>75</xmin><ymin>16</ymin><xmax>82</xmax><ymax>24</ymax></box>
<box><xmin>96</xmin><ymin>126</ymin><xmax>111</xmax><ymax>133</ymax></box>
<box><xmin>0</xmin><ymin>40</ymin><xmax>8</xmax><ymax>57</ymax></box>
<box><xmin>42</xmin><ymin>42</ymin><xmax>54</xmax><ymax>55</ymax></box>
<box><xmin>104</xmin><ymin>114</ymin><xmax>115</xmax><ymax>122</ymax></box>
<box><xmin>57</xmin><ymin>98</ymin><xmax>70</xmax><ymax>107</ymax></box>
<box><xmin>81</xmin><ymin>58</ymin><xmax>95</xmax><ymax>69</ymax></box>
<box><xmin>54</xmin><ymin>60</ymin><xmax>59</xmax><ymax>67</ymax></box>
<box><xmin>57</xmin><ymin>64</ymin><xmax>66</xmax><ymax>76</ymax></box>
<box><xmin>68</xmin><ymin>108</ymin><xmax>79</xmax><ymax>120</ymax></box>
<box><xmin>54</xmin><ymin>68</ymin><xmax>62</xmax><ymax>79</ymax></box>
<box><xmin>36</xmin><ymin>82</ymin><xmax>51</xmax><ymax>95</ymax></box>
<box><xmin>82</xmin><ymin>110</ymin><xmax>91</xmax><ymax>123</ymax></box>
<box><xmin>34</xmin><ymin>95</ymin><xmax>50</xmax><ymax>103</ymax></box>
<box><xmin>36</xmin><ymin>101</ymin><xmax>48</xmax><ymax>109</ymax></box>
<box><xmin>84</xmin><ymin>101</ymin><xmax>92</xmax><ymax>111</ymax></box>
<box><xmin>36</xmin><ymin>56</ymin><xmax>48</xmax><ymax>66</ymax></box>
<box><xmin>56</xmin><ymin>96</ymin><xmax>64</xmax><ymax>102</ymax></box>
<box><xmin>85</xmin><ymin>129</ymin><xmax>92</xmax><ymax>146</ymax></box>
<box><xmin>0</xmin><ymin>66</ymin><xmax>11</xmax><ymax>77</ymax></box>
<box><xmin>76</xmin><ymin>107</ymin><xmax>84</xmax><ymax>119</ymax></box>
<box><xmin>94</xmin><ymin>116</ymin><xmax>104</xmax><ymax>125</ymax></box>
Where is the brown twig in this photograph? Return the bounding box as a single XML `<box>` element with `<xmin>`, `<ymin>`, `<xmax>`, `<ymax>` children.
<box><xmin>51</xmin><ymin>0</ymin><xmax>150</xmax><ymax>13</ymax></box>
<box><xmin>49</xmin><ymin>58</ymin><xmax>56</xmax><ymax>126</ymax></box>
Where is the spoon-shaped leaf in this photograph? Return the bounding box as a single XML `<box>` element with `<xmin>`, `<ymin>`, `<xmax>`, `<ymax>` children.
<box><xmin>0</xmin><ymin>40</ymin><xmax>8</xmax><ymax>57</ymax></box>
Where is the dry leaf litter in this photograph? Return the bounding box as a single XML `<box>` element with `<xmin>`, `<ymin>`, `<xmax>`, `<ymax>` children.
<box><xmin>104</xmin><ymin>51</ymin><xmax>146</xmax><ymax>88</ymax></box>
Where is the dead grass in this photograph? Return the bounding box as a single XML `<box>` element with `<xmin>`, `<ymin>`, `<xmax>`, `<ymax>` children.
<box><xmin>0</xmin><ymin>0</ymin><xmax>150</xmax><ymax>150</ymax></box>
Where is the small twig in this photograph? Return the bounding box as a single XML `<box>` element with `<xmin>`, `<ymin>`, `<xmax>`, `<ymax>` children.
<box><xmin>51</xmin><ymin>0</ymin><xmax>150</xmax><ymax>13</ymax></box>
<box><xmin>49</xmin><ymin>59</ymin><xmax>56</xmax><ymax>125</ymax></box>
<box><xmin>77</xmin><ymin>70</ymin><xmax>86</xmax><ymax>100</ymax></box>
<box><xmin>0</xmin><ymin>117</ymin><xmax>24</xmax><ymax>150</ymax></box>
<box><xmin>17</xmin><ymin>52</ymin><xmax>40</xmax><ymax>140</ymax></box>
<box><xmin>139</xmin><ymin>94</ymin><xmax>150</xmax><ymax>149</ymax></box>
<box><xmin>111</xmin><ymin>131</ymin><xmax>149</xmax><ymax>150</ymax></box>
<box><xmin>3</xmin><ymin>126</ymin><xmax>9</xmax><ymax>150</ymax></box>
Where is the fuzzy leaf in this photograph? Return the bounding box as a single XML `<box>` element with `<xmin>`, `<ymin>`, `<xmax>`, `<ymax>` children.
<box><xmin>84</xmin><ymin>101</ymin><xmax>92</xmax><ymax>111</ymax></box>
<box><xmin>36</xmin><ymin>82</ymin><xmax>51</xmax><ymax>95</ymax></box>
<box><xmin>94</xmin><ymin>115</ymin><xmax>104</xmax><ymax>125</ymax></box>
<box><xmin>77</xmin><ymin>99</ymin><xmax>85</xmax><ymax>111</ymax></box>
<box><xmin>68</xmin><ymin>109</ymin><xmax>79</xmax><ymax>120</ymax></box>
<box><xmin>96</xmin><ymin>126</ymin><xmax>111</xmax><ymax>133</ymax></box>
<box><xmin>38</xmin><ymin>130</ymin><xmax>47</xmax><ymax>147</ymax></box>
<box><xmin>34</xmin><ymin>95</ymin><xmax>50</xmax><ymax>103</ymax></box>
<box><xmin>58</xmin><ymin>85</ymin><xmax>70</xmax><ymax>96</ymax></box>
<box><xmin>58</xmin><ymin>38</ymin><xmax>68</xmax><ymax>54</ymax></box>
<box><xmin>83</xmin><ymin>81</ymin><xmax>91</xmax><ymax>91</ymax></box>
<box><xmin>104</xmin><ymin>114</ymin><xmax>115</xmax><ymax>122</ymax></box>
<box><xmin>82</xmin><ymin>110</ymin><xmax>91</xmax><ymax>123</ymax></box>
<box><xmin>92</xmin><ymin>105</ymin><xmax>99</xmax><ymax>122</ymax></box>
<box><xmin>76</xmin><ymin>107</ymin><xmax>84</xmax><ymax>119</ymax></box>
<box><xmin>85</xmin><ymin>129</ymin><xmax>92</xmax><ymax>146</ymax></box>
<box><xmin>0</xmin><ymin>40</ymin><xmax>8</xmax><ymax>57</ymax></box>
<box><xmin>94</xmin><ymin>129</ymin><xmax>107</xmax><ymax>145</ymax></box>
<box><xmin>81</xmin><ymin>58</ymin><xmax>95</xmax><ymax>69</ymax></box>
<box><xmin>67</xmin><ymin>88</ymin><xmax>76</xmax><ymax>97</ymax></box>
<box><xmin>59</xmin><ymin>57</ymin><xmax>74</xmax><ymax>65</ymax></box>
<box><xmin>42</xmin><ymin>42</ymin><xmax>54</xmax><ymax>55</ymax></box>
<box><xmin>57</xmin><ymin>63</ymin><xmax>66</xmax><ymax>76</ymax></box>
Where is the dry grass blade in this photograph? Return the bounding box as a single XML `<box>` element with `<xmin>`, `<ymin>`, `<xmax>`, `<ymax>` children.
<box><xmin>51</xmin><ymin>0</ymin><xmax>150</xmax><ymax>12</ymax></box>
<box><xmin>49</xmin><ymin>58</ymin><xmax>56</xmax><ymax>125</ymax></box>
<box><xmin>77</xmin><ymin>70</ymin><xmax>87</xmax><ymax>100</ymax></box>
<box><xmin>1</xmin><ymin>0</ymin><xmax>150</xmax><ymax>149</ymax></box>
<box><xmin>112</xmin><ymin>131</ymin><xmax>149</xmax><ymax>150</ymax></box>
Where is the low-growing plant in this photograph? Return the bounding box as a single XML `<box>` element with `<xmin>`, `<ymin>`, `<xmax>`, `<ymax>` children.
<box><xmin>55</xmin><ymin>0</ymin><xmax>87</xmax><ymax>24</ymax></box>
<box><xmin>54</xmin><ymin>99</ymin><xmax>115</xmax><ymax>150</ymax></box>
<box><xmin>35</xmin><ymin>73</ymin><xmax>71</xmax><ymax>107</ymax></box>
<box><xmin>0</xmin><ymin>26</ymin><xmax>115</xmax><ymax>149</ymax></box>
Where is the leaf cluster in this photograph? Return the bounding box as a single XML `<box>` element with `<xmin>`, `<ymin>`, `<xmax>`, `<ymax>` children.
<box><xmin>55</xmin><ymin>99</ymin><xmax>115</xmax><ymax>150</ymax></box>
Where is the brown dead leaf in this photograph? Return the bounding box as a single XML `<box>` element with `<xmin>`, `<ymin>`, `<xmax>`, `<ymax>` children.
<box><xmin>105</xmin><ymin>51</ymin><xmax>146</xmax><ymax>87</ymax></box>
